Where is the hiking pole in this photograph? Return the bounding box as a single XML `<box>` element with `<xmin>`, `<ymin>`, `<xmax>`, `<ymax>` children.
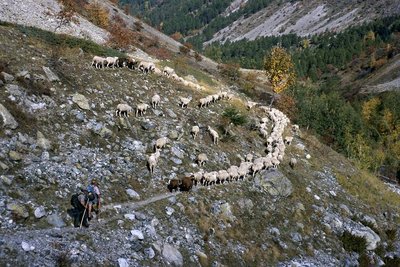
<box><xmin>79</xmin><ymin>201</ymin><xmax>89</xmax><ymax>229</ymax></box>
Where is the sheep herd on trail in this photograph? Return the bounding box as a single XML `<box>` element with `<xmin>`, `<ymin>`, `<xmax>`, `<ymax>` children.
<box><xmin>92</xmin><ymin>55</ymin><xmax>300</xmax><ymax>193</ymax></box>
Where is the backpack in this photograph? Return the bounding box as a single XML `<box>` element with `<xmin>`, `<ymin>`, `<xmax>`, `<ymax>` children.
<box><xmin>70</xmin><ymin>193</ymin><xmax>80</xmax><ymax>208</ymax></box>
<box><xmin>87</xmin><ymin>184</ymin><xmax>95</xmax><ymax>194</ymax></box>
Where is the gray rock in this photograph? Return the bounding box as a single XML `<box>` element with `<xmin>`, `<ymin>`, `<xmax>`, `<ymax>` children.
<box><xmin>141</xmin><ymin>121</ymin><xmax>156</xmax><ymax>130</ymax></box>
<box><xmin>162</xmin><ymin>243</ymin><xmax>183</xmax><ymax>267</ymax></box>
<box><xmin>126</xmin><ymin>188</ymin><xmax>140</xmax><ymax>199</ymax></box>
<box><xmin>0</xmin><ymin>103</ymin><xmax>18</xmax><ymax>129</ymax></box>
<box><xmin>16</xmin><ymin>70</ymin><xmax>30</xmax><ymax>79</ymax></box>
<box><xmin>72</xmin><ymin>93</ymin><xmax>90</xmax><ymax>110</ymax></box>
<box><xmin>37</xmin><ymin>131</ymin><xmax>52</xmax><ymax>150</ymax></box>
<box><xmin>99</xmin><ymin>127</ymin><xmax>113</xmax><ymax>138</ymax></box>
<box><xmin>340</xmin><ymin>204</ymin><xmax>352</xmax><ymax>216</ymax></box>
<box><xmin>270</xmin><ymin>227</ymin><xmax>280</xmax><ymax>237</ymax></box>
<box><xmin>124</xmin><ymin>214</ymin><xmax>135</xmax><ymax>221</ymax></box>
<box><xmin>5</xmin><ymin>84</ymin><xmax>23</xmax><ymax>97</ymax></box>
<box><xmin>171</xmin><ymin>157</ymin><xmax>182</xmax><ymax>165</ymax></box>
<box><xmin>166</xmin><ymin>207</ymin><xmax>175</xmax><ymax>216</ymax></box>
<box><xmin>220</xmin><ymin>203</ymin><xmax>236</xmax><ymax>222</ymax></box>
<box><xmin>1</xmin><ymin>175</ymin><xmax>12</xmax><ymax>186</ymax></box>
<box><xmin>166</xmin><ymin>109</ymin><xmax>177</xmax><ymax>118</ymax></box>
<box><xmin>34</xmin><ymin>206</ymin><xmax>47</xmax><ymax>218</ymax></box>
<box><xmin>21</xmin><ymin>241</ymin><xmax>35</xmax><ymax>252</ymax></box>
<box><xmin>144</xmin><ymin>247</ymin><xmax>155</xmax><ymax>259</ymax></box>
<box><xmin>1</xmin><ymin>72</ymin><xmax>14</xmax><ymax>82</ymax></box>
<box><xmin>169</xmin><ymin>130</ymin><xmax>179</xmax><ymax>140</ymax></box>
<box><xmin>9</xmin><ymin>151</ymin><xmax>22</xmax><ymax>161</ymax></box>
<box><xmin>171</xmin><ymin>146</ymin><xmax>185</xmax><ymax>159</ymax></box>
<box><xmin>134</xmin><ymin>212</ymin><xmax>146</xmax><ymax>221</ymax></box>
<box><xmin>7</xmin><ymin>203</ymin><xmax>29</xmax><ymax>219</ymax></box>
<box><xmin>0</xmin><ymin>161</ymin><xmax>9</xmax><ymax>171</ymax></box>
<box><xmin>256</xmin><ymin>170</ymin><xmax>293</xmax><ymax>197</ymax></box>
<box><xmin>131</xmin><ymin>229</ymin><xmax>144</xmax><ymax>240</ymax></box>
<box><xmin>42</xmin><ymin>66</ymin><xmax>60</xmax><ymax>82</ymax></box>
<box><xmin>290</xmin><ymin>232</ymin><xmax>302</xmax><ymax>243</ymax></box>
<box><xmin>346</xmin><ymin>225</ymin><xmax>381</xmax><ymax>250</ymax></box>
<box><xmin>118</xmin><ymin>258</ymin><xmax>129</xmax><ymax>267</ymax></box>
<box><xmin>46</xmin><ymin>213</ymin><xmax>66</xmax><ymax>228</ymax></box>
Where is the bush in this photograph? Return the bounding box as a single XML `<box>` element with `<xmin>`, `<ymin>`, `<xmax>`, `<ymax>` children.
<box><xmin>223</xmin><ymin>108</ymin><xmax>247</xmax><ymax>126</ymax></box>
<box><xmin>340</xmin><ymin>231</ymin><xmax>367</xmax><ymax>253</ymax></box>
<box><xmin>218</xmin><ymin>63</ymin><xmax>240</xmax><ymax>81</ymax></box>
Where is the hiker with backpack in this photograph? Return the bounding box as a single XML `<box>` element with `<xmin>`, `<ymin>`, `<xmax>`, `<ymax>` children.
<box><xmin>68</xmin><ymin>189</ymin><xmax>93</xmax><ymax>227</ymax></box>
<box><xmin>86</xmin><ymin>178</ymin><xmax>101</xmax><ymax>220</ymax></box>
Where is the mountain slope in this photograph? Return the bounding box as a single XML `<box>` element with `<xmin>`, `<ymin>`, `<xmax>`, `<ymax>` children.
<box><xmin>0</xmin><ymin>2</ymin><xmax>400</xmax><ymax>267</ymax></box>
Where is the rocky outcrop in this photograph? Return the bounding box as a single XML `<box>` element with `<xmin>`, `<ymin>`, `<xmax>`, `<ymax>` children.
<box><xmin>0</xmin><ymin>104</ymin><xmax>18</xmax><ymax>129</ymax></box>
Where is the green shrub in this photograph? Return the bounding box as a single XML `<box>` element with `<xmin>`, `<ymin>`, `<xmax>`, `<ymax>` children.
<box><xmin>222</xmin><ymin>107</ymin><xmax>247</xmax><ymax>126</ymax></box>
<box><xmin>340</xmin><ymin>230</ymin><xmax>367</xmax><ymax>253</ymax></box>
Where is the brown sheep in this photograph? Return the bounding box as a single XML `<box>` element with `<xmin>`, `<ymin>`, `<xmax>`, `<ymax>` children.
<box><xmin>167</xmin><ymin>179</ymin><xmax>180</xmax><ymax>192</ymax></box>
<box><xmin>179</xmin><ymin>176</ymin><xmax>193</xmax><ymax>192</ymax></box>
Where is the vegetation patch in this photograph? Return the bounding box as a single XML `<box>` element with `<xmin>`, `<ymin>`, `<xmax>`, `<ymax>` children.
<box><xmin>340</xmin><ymin>230</ymin><xmax>367</xmax><ymax>253</ymax></box>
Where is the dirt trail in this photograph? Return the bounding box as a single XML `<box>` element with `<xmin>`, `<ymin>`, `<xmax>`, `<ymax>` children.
<box><xmin>1</xmin><ymin>192</ymin><xmax>180</xmax><ymax>238</ymax></box>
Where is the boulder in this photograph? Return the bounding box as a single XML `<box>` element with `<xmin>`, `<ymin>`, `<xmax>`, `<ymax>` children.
<box><xmin>126</xmin><ymin>188</ymin><xmax>140</xmax><ymax>200</ymax></box>
<box><xmin>162</xmin><ymin>243</ymin><xmax>183</xmax><ymax>267</ymax></box>
<box><xmin>34</xmin><ymin>206</ymin><xmax>47</xmax><ymax>219</ymax></box>
<box><xmin>7</xmin><ymin>203</ymin><xmax>29</xmax><ymax>219</ymax></box>
<box><xmin>1</xmin><ymin>71</ymin><xmax>14</xmax><ymax>82</ymax></box>
<box><xmin>256</xmin><ymin>170</ymin><xmax>293</xmax><ymax>197</ymax></box>
<box><xmin>42</xmin><ymin>66</ymin><xmax>60</xmax><ymax>82</ymax></box>
<box><xmin>118</xmin><ymin>258</ymin><xmax>129</xmax><ymax>267</ymax></box>
<box><xmin>131</xmin><ymin>229</ymin><xmax>144</xmax><ymax>240</ymax></box>
<box><xmin>346</xmin><ymin>225</ymin><xmax>381</xmax><ymax>250</ymax></box>
<box><xmin>46</xmin><ymin>213</ymin><xmax>66</xmax><ymax>228</ymax></box>
<box><xmin>37</xmin><ymin>131</ymin><xmax>52</xmax><ymax>150</ymax></box>
<box><xmin>0</xmin><ymin>104</ymin><xmax>18</xmax><ymax>129</ymax></box>
<box><xmin>72</xmin><ymin>93</ymin><xmax>90</xmax><ymax>110</ymax></box>
<box><xmin>9</xmin><ymin>151</ymin><xmax>22</xmax><ymax>161</ymax></box>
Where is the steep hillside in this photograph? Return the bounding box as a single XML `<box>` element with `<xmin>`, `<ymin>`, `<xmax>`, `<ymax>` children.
<box><xmin>120</xmin><ymin>0</ymin><xmax>400</xmax><ymax>47</ymax></box>
<box><xmin>1</xmin><ymin>21</ymin><xmax>400</xmax><ymax>267</ymax></box>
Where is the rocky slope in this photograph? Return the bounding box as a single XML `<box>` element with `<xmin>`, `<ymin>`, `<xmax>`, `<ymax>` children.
<box><xmin>0</xmin><ymin>22</ymin><xmax>400</xmax><ymax>267</ymax></box>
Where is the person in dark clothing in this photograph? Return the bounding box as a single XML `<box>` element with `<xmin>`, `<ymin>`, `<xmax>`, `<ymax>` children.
<box><xmin>68</xmin><ymin>189</ymin><xmax>93</xmax><ymax>227</ymax></box>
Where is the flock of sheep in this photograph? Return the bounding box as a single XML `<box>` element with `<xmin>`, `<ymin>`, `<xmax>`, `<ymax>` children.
<box><xmin>168</xmin><ymin>107</ymin><xmax>298</xmax><ymax>192</ymax></box>
<box><xmin>91</xmin><ymin>55</ymin><xmax>206</xmax><ymax>91</ymax></box>
<box><xmin>96</xmin><ymin>55</ymin><xmax>299</xmax><ymax>193</ymax></box>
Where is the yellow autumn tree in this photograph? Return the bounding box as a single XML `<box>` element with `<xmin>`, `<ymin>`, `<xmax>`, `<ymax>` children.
<box><xmin>86</xmin><ymin>2</ymin><xmax>109</xmax><ymax>29</ymax></box>
<box><xmin>264</xmin><ymin>46</ymin><xmax>296</xmax><ymax>96</ymax></box>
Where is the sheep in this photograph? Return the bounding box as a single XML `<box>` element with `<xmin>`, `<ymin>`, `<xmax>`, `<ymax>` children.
<box><xmin>191</xmin><ymin>170</ymin><xmax>204</xmax><ymax>186</ymax></box>
<box><xmin>136</xmin><ymin>103</ymin><xmax>149</xmax><ymax>117</ymax></box>
<box><xmin>207</xmin><ymin>126</ymin><xmax>219</xmax><ymax>145</ymax></box>
<box><xmin>151</xmin><ymin>94</ymin><xmax>160</xmax><ymax>109</ymax></box>
<box><xmin>292</xmin><ymin>124</ymin><xmax>300</xmax><ymax>134</ymax></box>
<box><xmin>203</xmin><ymin>171</ymin><xmax>218</xmax><ymax>186</ymax></box>
<box><xmin>199</xmin><ymin>97</ymin><xmax>210</xmax><ymax>108</ymax></box>
<box><xmin>139</xmin><ymin>61</ymin><xmax>155</xmax><ymax>74</ymax></box>
<box><xmin>154</xmin><ymin>137</ymin><xmax>169</xmax><ymax>151</ymax></box>
<box><xmin>115</xmin><ymin>103</ymin><xmax>133</xmax><ymax>117</ymax></box>
<box><xmin>147</xmin><ymin>150</ymin><xmax>160</xmax><ymax>175</ymax></box>
<box><xmin>289</xmin><ymin>158</ymin><xmax>297</xmax><ymax>169</ymax></box>
<box><xmin>218</xmin><ymin>91</ymin><xmax>228</xmax><ymax>99</ymax></box>
<box><xmin>163</xmin><ymin>66</ymin><xmax>175</xmax><ymax>76</ymax></box>
<box><xmin>251</xmin><ymin>158</ymin><xmax>265</xmax><ymax>177</ymax></box>
<box><xmin>217</xmin><ymin>170</ymin><xmax>230</xmax><ymax>184</ymax></box>
<box><xmin>260</xmin><ymin>128</ymin><xmax>269</xmax><ymax>138</ymax></box>
<box><xmin>211</xmin><ymin>94</ymin><xmax>220</xmax><ymax>103</ymax></box>
<box><xmin>247</xmin><ymin>101</ymin><xmax>258</xmax><ymax>110</ymax></box>
<box><xmin>91</xmin><ymin>56</ymin><xmax>106</xmax><ymax>69</ymax></box>
<box><xmin>168</xmin><ymin>179</ymin><xmax>180</xmax><ymax>192</ymax></box>
<box><xmin>238</xmin><ymin>162</ymin><xmax>252</xmax><ymax>180</ymax></box>
<box><xmin>245</xmin><ymin>153</ymin><xmax>253</xmax><ymax>162</ymax></box>
<box><xmin>197</xmin><ymin>153</ymin><xmax>208</xmax><ymax>166</ymax></box>
<box><xmin>227</xmin><ymin>165</ymin><xmax>239</xmax><ymax>181</ymax></box>
<box><xmin>179</xmin><ymin>97</ymin><xmax>191</xmax><ymax>108</ymax></box>
<box><xmin>106</xmin><ymin>56</ymin><xmax>119</xmax><ymax>68</ymax></box>
<box><xmin>179</xmin><ymin>176</ymin><xmax>193</xmax><ymax>191</ymax></box>
<box><xmin>191</xmin><ymin>125</ymin><xmax>200</xmax><ymax>139</ymax></box>
<box><xmin>284</xmin><ymin>136</ymin><xmax>293</xmax><ymax>145</ymax></box>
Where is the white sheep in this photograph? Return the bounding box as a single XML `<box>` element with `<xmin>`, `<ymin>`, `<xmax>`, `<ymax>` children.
<box><xmin>154</xmin><ymin>137</ymin><xmax>169</xmax><ymax>151</ymax></box>
<box><xmin>179</xmin><ymin>97</ymin><xmax>191</xmax><ymax>108</ymax></box>
<box><xmin>191</xmin><ymin>170</ymin><xmax>204</xmax><ymax>186</ymax></box>
<box><xmin>136</xmin><ymin>103</ymin><xmax>149</xmax><ymax>117</ymax></box>
<box><xmin>284</xmin><ymin>136</ymin><xmax>293</xmax><ymax>145</ymax></box>
<box><xmin>204</xmin><ymin>171</ymin><xmax>218</xmax><ymax>186</ymax></box>
<box><xmin>217</xmin><ymin>170</ymin><xmax>230</xmax><ymax>184</ymax></box>
<box><xmin>199</xmin><ymin>97</ymin><xmax>210</xmax><ymax>108</ymax></box>
<box><xmin>163</xmin><ymin>66</ymin><xmax>175</xmax><ymax>76</ymax></box>
<box><xmin>238</xmin><ymin>162</ymin><xmax>252</xmax><ymax>180</ymax></box>
<box><xmin>151</xmin><ymin>94</ymin><xmax>160</xmax><ymax>109</ymax></box>
<box><xmin>147</xmin><ymin>150</ymin><xmax>160</xmax><ymax>175</ymax></box>
<box><xmin>191</xmin><ymin>125</ymin><xmax>200</xmax><ymax>139</ymax></box>
<box><xmin>197</xmin><ymin>153</ymin><xmax>208</xmax><ymax>166</ymax></box>
<box><xmin>207</xmin><ymin>126</ymin><xmax>219</xmax><ymax>145</ymax></box>
<box><xmin>251</xmin><ymin>158</ymin><xmax>265</xmax><ymax>177</ymax></box>
<box><xmin>115</xmin><ymin>103</ymin><xmax>132</xmax><ymax>117</ymax></box>
<box><xmin>106</xmin><ymin>56</ymin><xmax>119</xmax><ymax>68</ymax></box>
<box><xmin>91</xmin><ymin>56</ymin><xmax>106</xmax><ymax>69</ymax></box>
<box><xmin>247</xmin><ymin>101</ymin><xmax>258</xmax><ymax>110</ymax></box>
<box><xmin>245</xmin><ymin>153</ymin><xmax>253</xmax><ymax>162</ymax></box>
<box><xmin>227</xmin><ymin>165</ymin><xmax>239</xmax><ymax>182</ymax></box>
<box><xmin>289</xmin><ymin>158</ymin><xmax>297</xmax><ymax>168</ymax></box>
<box><xmin>260</xmin><ymin>128</ymin><xmax>269</xmax><ymax>138</ymax></box>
